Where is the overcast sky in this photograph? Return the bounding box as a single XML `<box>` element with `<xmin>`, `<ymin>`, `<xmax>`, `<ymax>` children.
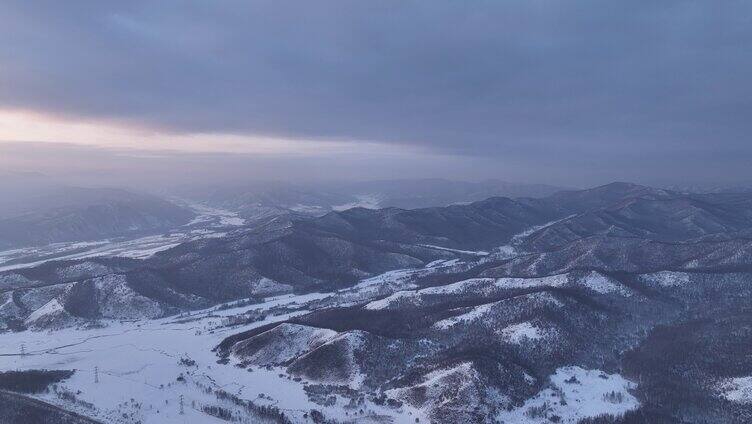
<box><xmin>1</xmin><ymin>1</ymin><xmax>751</xmax><ymax>187</ymax></box>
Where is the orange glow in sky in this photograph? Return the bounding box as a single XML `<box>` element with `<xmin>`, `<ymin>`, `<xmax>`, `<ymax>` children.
<box><xmin>0</xmin><ymin>109</ymin><xmax>387</xmax><ymax>156</ymax></box>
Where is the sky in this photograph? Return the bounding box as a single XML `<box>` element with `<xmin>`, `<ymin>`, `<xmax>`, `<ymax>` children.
<box><xmin>1</xmin><ymin>0</ymin><xmax>751</xmax><ymax>188</ymax></box>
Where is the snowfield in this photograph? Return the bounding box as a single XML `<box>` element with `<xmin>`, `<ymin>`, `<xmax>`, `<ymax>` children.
<box><xmin>0</xmin><ymin>291</ymin><xmax>425</xmax><ymax>424</ymax></box>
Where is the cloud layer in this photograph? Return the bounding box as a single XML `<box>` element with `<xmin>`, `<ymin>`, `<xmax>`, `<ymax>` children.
<box><xmin>1</xmin><ymin>1</ymin><xmax>751</xmax><ymax>182</ymax></box>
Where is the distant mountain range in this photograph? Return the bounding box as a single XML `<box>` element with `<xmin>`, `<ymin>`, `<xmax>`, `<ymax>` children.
<box><xmin>21</xmin><ymin>175</ymin><xmax>751</xmax><ymax>256</ymax></box>
<box><xmin>5</xmin><ymin>181</ymin><xmax>752</xmax><ymax>323</ymax></box>
<box><xmin>0</xmin><ymin>176</ymin><xmax>568</xmax><ymax>250</ymax></box>
<box><xmin>174</xmin><ymin>178</ymin><xmax>569</xmax><ymax>218</ymax></box>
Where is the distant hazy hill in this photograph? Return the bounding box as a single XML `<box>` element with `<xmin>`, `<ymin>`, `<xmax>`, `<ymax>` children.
<box><xmin>0</xmin><ymin>173</ymin><xmax>194</xmax><ymax>249</ymax></box>
<box><xmin>174</xmin><ymin>178</ymin><xmax>569</xmax><ymax>218</ymax></box>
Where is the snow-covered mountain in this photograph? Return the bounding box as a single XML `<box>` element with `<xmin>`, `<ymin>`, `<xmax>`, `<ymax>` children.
<box><xmin>2</xmin><ymin>182</ymin><xmax>752</xmax><ymax>423</ymax></box>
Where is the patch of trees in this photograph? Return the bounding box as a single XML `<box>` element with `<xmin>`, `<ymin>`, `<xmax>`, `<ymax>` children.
<box><xmin>578</xmin><ymin>408</ymin><xmax>679</xmax><ymax>424</ymax></box>
<box><xmin>0</xmin><ymin>369</ymin><xmax>74</xmax><ymax>393</ymax></box>
<box><xmin>621</xmin><ymin>297</ymin><xmax>752</xmax><ymax>424</ymax></box>
<box><xmin>0</xmin><ymin>391</ymin><xmax>101</xmax><ymax>424</ymax></box>
<box><xmin>211</xmin><ymin>388</ymin><xmax>293</xmax><ymax>424</ymax></box>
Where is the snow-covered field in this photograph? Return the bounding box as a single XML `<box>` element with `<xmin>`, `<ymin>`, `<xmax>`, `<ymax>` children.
<box><xmin>0</xmin><ymin>292</ymin><xmax>425</xmax><ymax>424</ymax></box>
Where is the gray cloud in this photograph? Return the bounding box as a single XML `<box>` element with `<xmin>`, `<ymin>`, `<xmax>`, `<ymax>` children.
<box><xmin>1</xmin><ymin>1</ymin><xmax>751</xmax><ymax>183</ymax></box>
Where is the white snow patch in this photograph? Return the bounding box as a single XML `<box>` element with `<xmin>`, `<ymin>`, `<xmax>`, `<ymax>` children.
<box><xmin>497</xmin><ymin>366</ymin><xmax>639</xmax><ymax>424</ymax></box>
<box><xmin>364</xmin><ymin>278</ymin><xmax>496</xmax><ymax>311</ymax></box>
<box><xmin>499</xmin><ymin>321</ymin><xmax>543</xmax><ymax>344</ymax></box>
<box><xmin>581</xmin><ymin>271</ymin><xmax>628</xmax><ymax>295</ymax></box>
<box><xmin>352</xmin><ymin>268</ymin><xmax>419</xmax><ymax>290</ymax></box>
<box><xmin>717</xmin><ymin>376</ymin><xmax>752</xmax><ymax>404</ymax></box>
<box><xmin>495</xmin><ymin>274</ymin><xmax>569</xmax><ymax>290</ymax></box>
<box><xmin>433</xmin><ymin>302</ymin><xmax>496</xmax><ymax>329</ymax></box>
<box><xmin>494</xmin><ymin>272</ymin><xmax>628</xmax><ymax>296</ymax></box>
<box><xmin>419</xmin><ymin>278</ymin><xmax>496</xmax><ymax>296</ymax></box>
<box><xmin>249</xmin><ymin>277</ymin><xmax>293</xmax><ymax>296</ymax></box>
<box><xmin>494</xmin><ymin>245</ymin><xmax>518</xmax><ymax>258</ymax></box>
<box><xmin>425</xmin><ymin>258</ymin><xmax>462</xmax><ymax>268</ymax></box>
<box><xmin>424</xmin><ymin>259</ymin><xmax>445</xmax><ymax>268</ymax></box>
<box><xmin>24</xmin><ymin>298</ymin><xmax>65</xmax><ymax>324</ymax></box>
<box><xmin>641</xmin><ymin>271</ymin><xmax>691</xmax><ymax>287</ymax></box>
<box><xmin>510</xmin><ymin>215</ymin><xmax>577</xmax><ymax>245</ymax></box>
<box><xmin>418</xmin><ymin>244</ymin><xmax>489</xmax><ymax>256</ymax></box>
<box><xmin>364</xmin><ymin>290</ymin><xmax>418</xmax><ymax>310</ymax></box>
